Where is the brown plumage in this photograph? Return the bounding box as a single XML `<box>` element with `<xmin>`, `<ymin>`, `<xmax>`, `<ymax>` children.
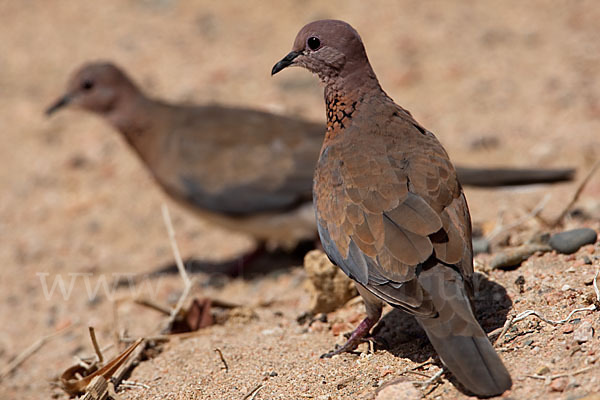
<box><xmin>273</xmin><ymin>20</ymin><xmax>512</xmax><ymax>396</ymax></box>
<box><xmin>46</xmin><ymin>62</ymin><xmax>323</xmax><ymax>249</ymax></box>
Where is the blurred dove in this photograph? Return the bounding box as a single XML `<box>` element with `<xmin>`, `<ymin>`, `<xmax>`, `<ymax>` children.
<box><xmin>46</xmin><ymin>62</ymin><xmax>322</xmax><ymax>251</ymax></box>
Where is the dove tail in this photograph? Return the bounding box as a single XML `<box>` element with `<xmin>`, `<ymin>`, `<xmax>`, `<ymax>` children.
<box><xmin>418</xmin><ymin>319</ymin><xmax>512</xmax><ymax>397</ymax></box>
<box><xmin>417</xmin><ymin>265</ymin><xmax>512</xmax><ymax>397</ymax></box>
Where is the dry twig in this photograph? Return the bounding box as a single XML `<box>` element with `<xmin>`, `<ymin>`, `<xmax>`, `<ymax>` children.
<box><xmin>161</xmin><ymin>204</ymin><xmax>194</xmax><ymax>333</ymax></box>
<box><xmin>214</xmin><ymin>348</ymin><xmax>229</xmax><ymax>372</ymax></box>
<box><xmin>0</xmin><ymin>321</ymin><xmax>76</xmax><ymax>381</ymax></box>
<box><xmin>80</xmin><ymin>376</ymin><xmax>108</xmax><ymax>400</ymax></box>
<box><xmin>411</xmin><ymin>367</ymin><xmax>445</xmax><ymax>395</ymax></box>
<box><xmin>107</xmin><ymin>381</ymin><xmax>123</xmax><ymax>400</ymax></box>
<box><xmin>552</xmin><ymin>160</ymin><xmax>600</xmax><ymax>227</ymax></box>
<box><xmin>411</xmin><ymin>359</ymin><xmax>435</xmax><ymax>370</ymax></box>
<box><xmin>242</xmin><ymin>383</ymin><xmax>264</xmax><ymax>400</ymax></box>
<box><xmin>405</xmin><ymin>370</ymin><xmax>433</xmax><ymax>378</ymax></box>
<box><xmin>135</xmin><ymin>297</ymin><xmax>172</xmax><ymax>316</ymax></box>
<box><xmin>525</xmin><ymin>365</ymin><xmax>596</xmax><ymax>383</ymax></box>
<box><xmin>112</xmin><ymin>298</ymin><xmax>122</xmax><ymax>347</ymax></box>
<box><xmin>396</xmin><ymin>359</ymin><xmax>437</xmax><ymax>381</ymax></box>
<box><xmin>110</xmin><ymin>338</ymin><xmax>149</xmax><ymax>388</ymax></box>
<box><xmin>212</xmin><ymin>298</ymin><xmax>243</xmax><ymax>309</ymax></box>
<box><xmin>486</xmin><ymin>194</ymin><xmax>551</xmax><ymax>242</ymax></box>
<box><xmin>593</xmin><ymin>266</ymin><xmax>600</xmax><ymax>303</ymax></box>
<box><xmin>490</xmin><ymin>314</ymin><xmax>516</xmax><ymax>346</ymax></box>
<box><xmin>89</xmin><ymin>326</ymin><xmax>104</xmax><ymax>364</ymax></box>
<box><xmin>120</xmin><ymin>335</ymin><xmax>170</xmax><ymax>344</ymax></box>
<box><xmin>512</xmin><ymin>305</ymin><xmax>596</xmax><ymax>326</ymax></box>
<box><xmin>161</xmin><ymin>204</ymin><xmax>191</xmax><ymax>286</ymax></box>
<box><xmin>120</xmin><ymin>380</ymin><xmax>150</xmax><ymax>389</ymax></box>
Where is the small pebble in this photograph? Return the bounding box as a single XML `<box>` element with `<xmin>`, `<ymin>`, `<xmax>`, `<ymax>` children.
<box><xmin>536</xmin><ymin>365</ymin><xmax>550</xmax><ymax>375</ymax></box>
<box><xmin>309</xmin><ymin>321</ymin><xmax>327</xmax><ymax>333</ymax></box>
<box><xmin>573</xmin><ymin>321</ymin><xmax>594</xmax><ymax>343</ymax></box>
<box><xmin>376</xmin><ymin>380</ymin><xmax>421</xmax><ymax>400</ymax></box>
<box><xmin>261</xmin><ymin>328</ymin><xmax>283</xmax><ymax>336</ymax></box>
<box><xmin>549</xmin><ymin>228</ymin><xmax>597</xmax><ymax>254</ymax></box>
<box><xmin>550</xmin><ymin>377</ymin><xmax>568</xmax><ymax>392</ymax></box>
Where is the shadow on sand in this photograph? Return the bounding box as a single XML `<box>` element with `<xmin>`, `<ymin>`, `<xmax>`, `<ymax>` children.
<box><xmin>121</xmin><ymin>240</ymin><xmax>316</xmax><ymax>286</ymax></box>
<box><xmin>371</xmin><ymin>272</ymin><xmax>512</xmax><ymax>396</ymax></box>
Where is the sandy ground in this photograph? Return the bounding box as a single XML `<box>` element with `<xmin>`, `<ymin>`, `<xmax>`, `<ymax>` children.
<box><xmin>1</xmin><ymin>0</ymin><xmax>600</xmax><ymax>399</ymax></box>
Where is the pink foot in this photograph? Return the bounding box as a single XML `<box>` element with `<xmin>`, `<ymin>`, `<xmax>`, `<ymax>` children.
<box><xmin>320</xmin><ymin>316</ymin><xmax>378</xmax><ymax>358</ymax></box>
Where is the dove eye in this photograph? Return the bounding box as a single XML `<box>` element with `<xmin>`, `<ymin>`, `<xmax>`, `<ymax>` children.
<box><xmin>82</xmin><ymin>80</ymin><xmax>94</xmax><ymax>91</ymax></box>
<box><xmin>307</xmin><ymin>36</ymin><xmax>321</xmax><ymax>51</ymax></box>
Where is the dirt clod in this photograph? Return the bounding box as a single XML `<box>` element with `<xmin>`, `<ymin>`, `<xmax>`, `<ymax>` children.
<box><xmin>303</xmin><ymin>250</ymin><xmax>358</xmax><ymax>314</ymax></box>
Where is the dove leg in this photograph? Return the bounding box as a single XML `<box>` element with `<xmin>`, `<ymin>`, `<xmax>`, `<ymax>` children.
<box><xmin>321</xmin><ymin>287</ymin><xmax>383</xmax><ymax>358</ymax></box>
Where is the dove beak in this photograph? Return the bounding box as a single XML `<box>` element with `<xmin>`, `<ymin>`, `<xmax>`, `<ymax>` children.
<box><xmin>45</xmin><ymin>94</ymin><xmax>72</xmax><ymax>116</ymax></box>
<box><xmin>271</xmin><ymin>51</ymin><xmax>301</xmax><ymax>75</ymax></box>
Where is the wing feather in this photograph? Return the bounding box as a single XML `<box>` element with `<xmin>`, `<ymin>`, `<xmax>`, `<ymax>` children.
<box><xmin>314</xmin><ymin>103</ymin><xmax>472</xmax><ymax>316</ymax></box>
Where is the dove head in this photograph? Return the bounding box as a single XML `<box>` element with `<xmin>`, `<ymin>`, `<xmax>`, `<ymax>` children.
<box><xmin>272</xmin><ymin>20</ymin><xmax>377</xmax><ymax>88</ymax></box>
<box><xmin>46</xmin><ymin>62</ymin><xmax>141</xmax><ymax>116</ymax></box>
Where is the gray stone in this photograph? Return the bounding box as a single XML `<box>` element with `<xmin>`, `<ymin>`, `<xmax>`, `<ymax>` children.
<box><xmin>549</xmin><ymin>228</ymin><xmax>597</xmax><ymax>254</ymax></box>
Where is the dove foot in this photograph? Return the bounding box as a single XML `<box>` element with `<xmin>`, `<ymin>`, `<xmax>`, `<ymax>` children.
<box><xmin>320</xmin><ymin>316</ymin><xmax>378</xmax><ymax>358</ymax></box>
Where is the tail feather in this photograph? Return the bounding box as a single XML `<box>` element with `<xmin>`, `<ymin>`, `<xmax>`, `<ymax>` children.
<box><xmin>418</xmin><ymin>321</ymin><xmax>512</xmax><ymax>396</ymax></box>
<box><xmin>417</xmin><ymin>265</ymin><xmax>512</xmax><ymax>397</ymax></box>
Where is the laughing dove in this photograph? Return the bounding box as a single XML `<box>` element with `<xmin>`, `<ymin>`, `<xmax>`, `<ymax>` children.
<box><xmin>46</xmin><ymin>62</ymin><xmax>322</xmax><ymax>250</ymax></box>
<box><xmin>272</xmin><ymin>20</ymin><xmax>512</xmax><ymax>396</ymax></box>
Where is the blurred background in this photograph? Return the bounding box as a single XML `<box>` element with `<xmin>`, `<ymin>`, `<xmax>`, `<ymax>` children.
<box><xmin>1</xmin><ymin>1</ymin><xmax>600</xmax><ymax>398</ymax></box>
